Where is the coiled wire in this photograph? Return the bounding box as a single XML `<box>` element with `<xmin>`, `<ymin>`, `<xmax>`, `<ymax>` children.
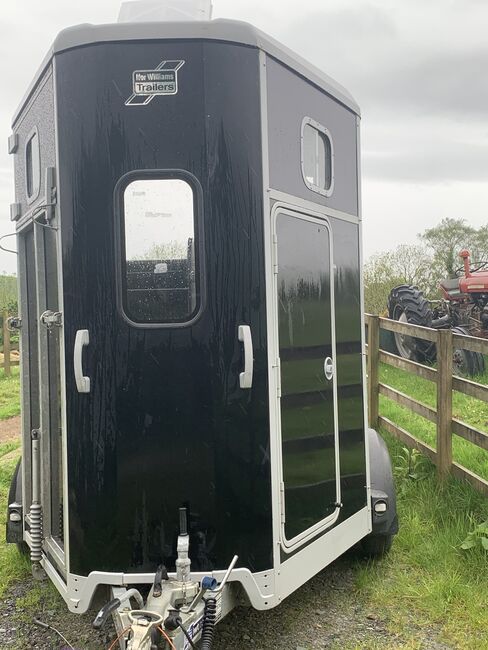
<box><xmin>200</xmin><ymin>598</ymin><xmax>217</xmax><ymax>650</ymax></box>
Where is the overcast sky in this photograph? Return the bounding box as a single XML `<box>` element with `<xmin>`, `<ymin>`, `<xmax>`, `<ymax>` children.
<box><xmin>0</xmin><ymin>0</ymin><xmax>487</xmax><ymax>273</ymax></box>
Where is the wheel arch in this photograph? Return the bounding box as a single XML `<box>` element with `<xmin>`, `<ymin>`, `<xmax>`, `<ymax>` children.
<box><xmin>367</xmin><ymin>428</ymin><xmax>398</xmax><ymax>538</ymax></box>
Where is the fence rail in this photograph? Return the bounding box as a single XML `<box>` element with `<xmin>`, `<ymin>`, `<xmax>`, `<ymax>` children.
<box><xmin>366</xmin><ymin>314</ymin><xmax>488</xmax><ymax>496</ymax></box>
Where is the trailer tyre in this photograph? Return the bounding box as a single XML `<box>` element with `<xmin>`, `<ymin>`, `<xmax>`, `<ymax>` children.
<box><xmin>388</xmin><ymin>285</ymin><xmax>434</xmax><ymax>363</ymax></box>
<box><xmin>361</xmin><ymin>532</ymin><xmax>393</xmax><ymax>557</ymax></box>
<box><xmin>7</xmin><ymin>459</ymin><xmax>29</xmax><ymax>556</ymax></box>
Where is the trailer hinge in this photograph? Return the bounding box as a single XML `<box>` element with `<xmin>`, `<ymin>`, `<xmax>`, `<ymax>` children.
<box><xmin>272</xmin><ymin>356</ymin><xmax>281</xmax><ymax>398</ymax></box>
<box><xmin>10</xmin><ymin>203</ymin><xmax>21</xmax><ymax>222</ymax></box>
<box><xmin>46</xmin><ymin>167</ymin><xmax>57</xmax><ymax>209</ymax></box>
<box><xmin>279</xmin><ymin>481</ymin><xmax>286</xmax><ymax>524</ymax></box>
<box><xmin>40</xmin><ymin>310</ymin><xmax>62</xmax><ymax>329</ymax></box>
<box><xmin>8</xmin><ymin>134</ymin><xmax>19</xmax><ymax>155</ymax></box>
<box><xmin>272</xmin><ymin>232</ymin><xmax>279</xmax><ymax>274</ymax></box>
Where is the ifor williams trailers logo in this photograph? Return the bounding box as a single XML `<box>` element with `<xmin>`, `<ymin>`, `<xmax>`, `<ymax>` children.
<box><xmin>125</xmin><ymin>59</ymin><xmax>185</xmax><ymax>106</ymax></box>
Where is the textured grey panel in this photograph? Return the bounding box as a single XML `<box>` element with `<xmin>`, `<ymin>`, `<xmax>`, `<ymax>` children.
<box><xmin>266</xmin><ymin>56</ymin><xmax>359</xmax><ymax>217</ymax></box>
<box><xmin>12</xmin><ymin>68</ymin><xmax>56</xmax><ymax>220</ymax></box>
<box><xmin>13</xmin><ymin>19</ymin><xmax>358</xmax><ymax>125</ymax></box>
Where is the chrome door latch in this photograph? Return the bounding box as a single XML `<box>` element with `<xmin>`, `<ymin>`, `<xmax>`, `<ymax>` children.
<box><xmin>40</xmin><ymin>310</ymin><xmax>63</xmax><ymax>329</ymax></box>
<box><xmin>324</xmin><ymin>357</ymin><xmax>334</xmax><ymax>381</ymax></box>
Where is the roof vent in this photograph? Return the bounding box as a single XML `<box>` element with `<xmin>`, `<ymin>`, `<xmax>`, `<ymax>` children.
<box><xmin>118</xmin><ymin>0</ymin><xmax>213</xmax><ymax>22</ymax></box>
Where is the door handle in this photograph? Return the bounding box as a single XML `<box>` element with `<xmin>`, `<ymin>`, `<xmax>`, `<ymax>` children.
<box><xmin>238</xmin><ymin>325</ymin><xmax>254</xmax><ymax>389</ymax></box>
<box><xmin>324</xmin><ymin>357</ymin><xmax>334</xmax><ymax>381</ymax></box>
<box><xmin>74</xmin><ymin>329</ymin><xmax>90</xmax><ymax>393</ymax></box>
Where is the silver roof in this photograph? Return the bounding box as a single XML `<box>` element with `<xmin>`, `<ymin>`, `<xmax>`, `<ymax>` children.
<box><xmin>13</xmin><ymin>18</ymin><xmax>359</xmax><ymax>125</ymax></box>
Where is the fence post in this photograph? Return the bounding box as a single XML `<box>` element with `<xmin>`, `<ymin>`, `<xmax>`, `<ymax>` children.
<box><xmin>436</xmin><ymin>328</ymin><xmax>452</xmax><ymax>479</ymax></box>
<box><xmin>2</xmin><ymin>311</ymin><xmax>10</xmax><ymax>377</ymax></box>
<box><xmin>367</xmin><ymin>314</ymin><xmax>380</xmax><ymax>429</ymax></box>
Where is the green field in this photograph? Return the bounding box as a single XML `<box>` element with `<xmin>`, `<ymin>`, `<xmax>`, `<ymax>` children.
<box><xmin>0</xmin><ymin>367</ymin><xmax>21</xmax><ymax>420</ymax></box>
<box><xmin>379</xmin><ymin>362</ymin><xmax>488</xmax><ymax>481</ymax></box>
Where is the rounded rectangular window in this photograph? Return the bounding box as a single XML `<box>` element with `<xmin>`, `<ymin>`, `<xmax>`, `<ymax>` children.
<box><xmin>120</xmin><ymin>176</ymin><xmax>199</xmax><ymax>324</ymax></box>
<box><xmin>26</xmin><ymin>129</ymin><xmax>41</xmax><ymax>202</ymax></box>
<box><xmin>301</xmin><ymin>118</ymin><xmax>333</xmax><ymax>197</ymax></box>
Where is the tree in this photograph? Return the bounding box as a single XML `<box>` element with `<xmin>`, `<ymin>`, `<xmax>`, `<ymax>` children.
<box><xmin>364</xmin><ymin>244</ymin><xmax>435</xmax><ymax>314</ymax></box>
<box><xmin>419</xmin><ymin>218</ymin><xmax>475</xmax><ymax>278</ymax></box>
<box><xmin>141</xmin><ymin>240</ymin><xmax>187</xmax><ymax>260</ymax></box>
<box><xmin>471</xmin><ymin>224</ymin><xmax>488</xmax><ymax>262</ymax></box>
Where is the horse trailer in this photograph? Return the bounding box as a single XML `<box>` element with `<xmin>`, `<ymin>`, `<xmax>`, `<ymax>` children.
<box><xmin>6</xmin><ymin>7</ymin><xmax>397</xmax><ymax>649</ymax></box>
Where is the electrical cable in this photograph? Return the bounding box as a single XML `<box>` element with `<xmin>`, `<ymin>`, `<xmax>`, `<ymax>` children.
<box><xmin>33</xmin><ymin>619</ymin><xmax>75</xmax><ymax>649</ymax></box>
<box><xmin>0</xmin><ymin>233</ymin><xmax>17</xmax><ymax>255</ymax></box>
<box><xmin>107</xmin><ymin>625</ymin><xmax>131</xmax><ymax>650</ymax></box>
<box><xmin>0</xmin><ymin>200</ymin><xmax>58</xmax><ymax>257</ymax></box>
<box><xmin>158</xmin><ymin>626</ymin><xmax>177</xmax><ymax>650</ymax></box>
<box><xmin>177</xmin><ymin>620</ymin><xmax>197</xmax><ymax>649</ymax></box>
<box><xmin>200</xmin><ymin>597</ymin><xmax>217</xmax><ymax>650</ymax></box>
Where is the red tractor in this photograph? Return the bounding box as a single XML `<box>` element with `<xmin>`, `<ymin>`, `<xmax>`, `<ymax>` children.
<box><xmin>388</xmin><ymin>250</ymin><xmax>487</xmax><ymax>377</ymax></box>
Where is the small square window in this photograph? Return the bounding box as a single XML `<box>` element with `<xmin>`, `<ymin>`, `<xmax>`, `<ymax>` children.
<box><xmin>301</xmin><ymin>118</ymin><xmax>333</xmax><ymax>197</ymax></box>
<box><xmin>26</xmin><ymin>129</ymin><xmax>41</xmax><ymax>201</ymax></box>
<box><xmin>120</xmin><ymin>175</ymin><xmax>200</xmax><ymax>325</ymax></box>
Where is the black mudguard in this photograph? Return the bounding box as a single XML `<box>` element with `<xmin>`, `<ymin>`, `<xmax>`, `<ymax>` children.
<box><xmin>367</xmin><ymin>428</ymin><xmax>399</xmax><ymax>538</ymax></box>
<box><xmin>6</xmin><ymin>459</ymin><xmax>23</xmax><ymax>544</ymax></box>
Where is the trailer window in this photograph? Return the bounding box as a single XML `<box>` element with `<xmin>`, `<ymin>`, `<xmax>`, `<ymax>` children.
<box><xmin>26</xmin><ymin>129</ymin><xmax>41</xmax><ymax>202</ymax></box>
<box><xmin>121</xmin><ymin>177</ymin><xmax>198</xmax><ymax>324</ymax></box>
<box><xmin>301</xmin><ymin>118</ymin><xmax>333</xmax><ymax>197</ymax></box>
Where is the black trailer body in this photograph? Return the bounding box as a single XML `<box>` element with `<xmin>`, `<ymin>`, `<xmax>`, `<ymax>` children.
<box><xmin>7</xmin><ymin>19</ymin><xmax>396</xmax><ymax>620</ymax></box>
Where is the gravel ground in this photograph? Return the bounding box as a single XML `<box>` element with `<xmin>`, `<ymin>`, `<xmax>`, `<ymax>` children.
<box><xmin>0</xmin><ymin>559</ymin><xmax>455</xmax><ymax>650</ymax></box>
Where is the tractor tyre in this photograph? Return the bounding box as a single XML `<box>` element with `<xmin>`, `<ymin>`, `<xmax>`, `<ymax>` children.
<box><xmin>388</xmin><ymin>285</ymin><xmax>435</xmax><ymax>363</ymax></box>
<box><xmin>451</xmin><ymin>326</ymin><xmax>485</xmax><ymax>378</ymax></box>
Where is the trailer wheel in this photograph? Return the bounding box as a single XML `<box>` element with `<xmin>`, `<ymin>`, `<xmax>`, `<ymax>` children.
<box><xmin>7</xmin><ymin>459</ymin><xmax>29</xmax><ymax>556</ymax></box>
<box><xmin>451</xmin><ymin>326</ymin><xmax>485</xmax><ymax>377</ymax></box>
<box><xmin>388</xmin><ymin>285</ymin><xmax>435</xmax><ymax>363</ymax></box>
<box><xmin>361</xmin><ymin>532</ymin><xmax>393</xmax><ymax>557</ymax></box>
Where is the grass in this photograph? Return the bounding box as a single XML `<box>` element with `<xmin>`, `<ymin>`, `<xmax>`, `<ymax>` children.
<box><xmin>0</xmin><ymin>367</ymin><xmax>29</xmax><ymax>599</ymax></box>
<box><xmin>0</xmin><ymin>441</ymin><xmax>30</xmax><ymax>599</ymax></box>
<box><xmin>354</xmin><ymin>431</ymin><xmax>488</xmax><ymax>650</ymax></box>
<box><xmin>379</xmin><ymin>362</ymin><xmax>488</xmax><ymax>480</ymax></box>
<box><xmin>365</xmin><ymin>360</ymin><xmax>488</xmax><ymax>647</ymax></box>
<box><xmin>0</xmin><ymin>367</ymin><xmax>21</xmax><ymax>420</ymax></box>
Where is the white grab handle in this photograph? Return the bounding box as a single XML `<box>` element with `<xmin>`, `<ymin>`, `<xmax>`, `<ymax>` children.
<box><xmin>238</xmin><ymin>325</ymin><xmax>254</xmax><ymax>389</ymax></box>
<box><xmin>74</xmin><ymin>329</ymin><xmax>90</xmax><ymax>393</ymax></box>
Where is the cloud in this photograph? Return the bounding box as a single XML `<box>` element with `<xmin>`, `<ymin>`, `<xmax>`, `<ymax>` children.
<box><xmin>280</xmin><ymin>2</ymin><xmax>488</xmax><ymax>120</ymax></box>
<box><xmin>363</xmin><ymin>139</ymin><xmax>488</xmax><ymax>183</ymax></box>
<box><xmin>360</xmin><ymin>48</ymin><xmax>488</xmax><ymax>119</ymax></box>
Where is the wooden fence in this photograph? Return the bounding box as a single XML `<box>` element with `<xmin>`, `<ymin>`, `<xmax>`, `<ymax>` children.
<box><xmin>1</xmin><ymin>311</ymin><xmax>20</xmax><ymax>376</ymax></box>
<box><xmin>366</xmin><ymin>314</ymin><xmax>488</xmax><ymax>496</ymax></box>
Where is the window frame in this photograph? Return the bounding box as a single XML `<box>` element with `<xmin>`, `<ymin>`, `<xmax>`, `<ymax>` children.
<box><xmin>25</xmin><ymin>126</ymin><xmax>41</xmax><ymax>204</ymax></box>
<box><xmin>300</xmin><ymin>117</ymin><xmax>334</xmax><ymax>198</ymax></box>
<box><xmin>114</xmin><ymin>169</ymin><xmax>205</xmax><ymax>329</ymax></box>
